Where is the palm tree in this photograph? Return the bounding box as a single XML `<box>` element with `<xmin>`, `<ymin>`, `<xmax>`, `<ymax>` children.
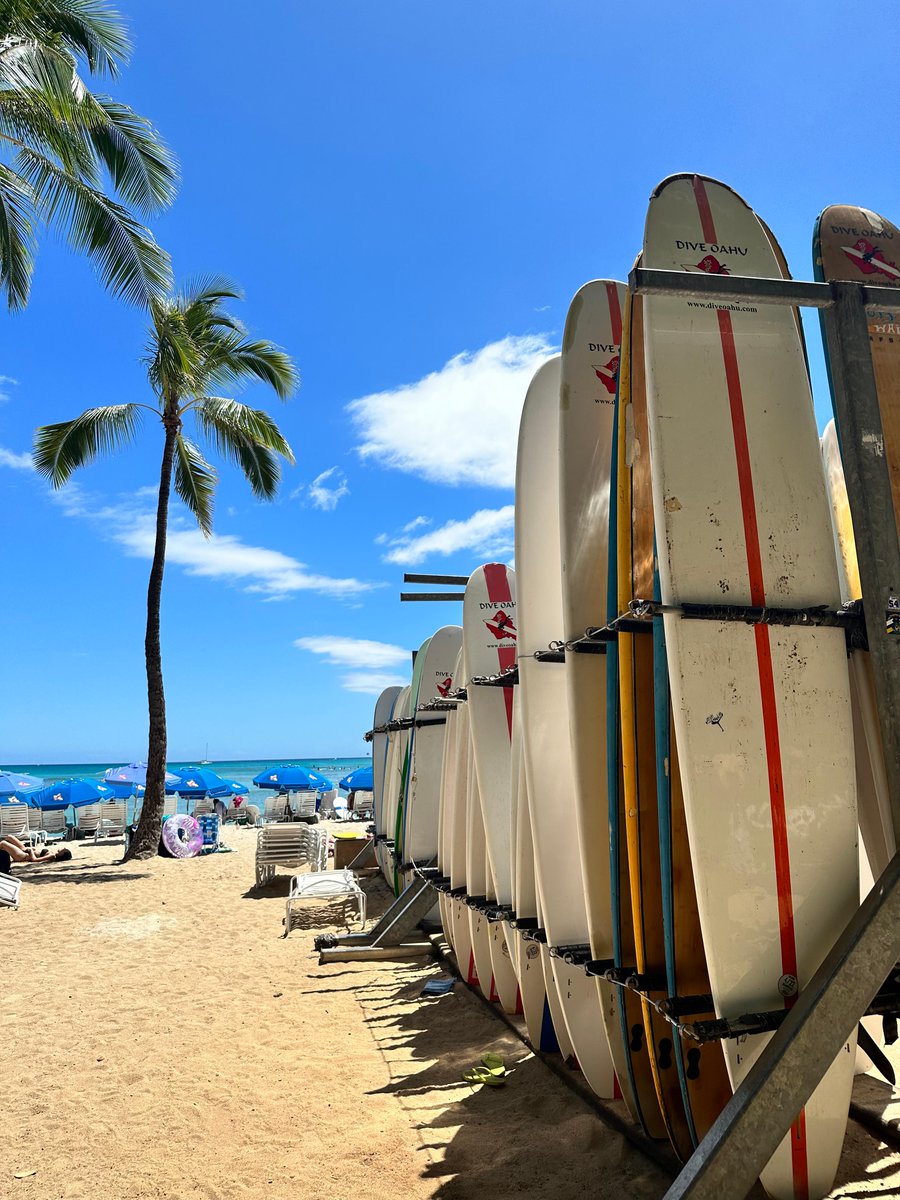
<box><xmin>34</xmin><ymin>278</ymin><xmax>299</xmax><ymax>859</ymax></box>
<box><xmin>1</xmin><ymin>0</ymin><xmax>176</xmax><ymax>308</ymax></box>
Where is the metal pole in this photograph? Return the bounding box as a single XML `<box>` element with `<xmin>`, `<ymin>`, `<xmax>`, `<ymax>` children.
<box><xmin>823</xmin><ymin>280</ymin><xmax>900</xmax><ymax>848</ymax></box>
<box><xmin>665</xmin><ymin>853</ymin><xmax>900</xmax><ymax>1200</ymax></box>
<box><xmin>399</xmin><ymin>592</ymin><xmax>466</xmax><ymax>602</ymax></box>
<box><xmin>402</xmin><ymin>573</ymin><xmax>469</xmax><ymax>585</ymax></box>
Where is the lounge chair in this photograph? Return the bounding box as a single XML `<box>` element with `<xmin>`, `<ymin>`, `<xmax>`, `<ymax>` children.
<box><xmin>163</xmin><ymin>796</ymin><xmax>178</xmax><ymax>819</ymax></box>
<box><xmin>0</xmin><ymin>803</ymin><xmax>44</xmax><ymax>847</ymax></box>
<box><xmin>192</xmin><ymin>797</ymin><xmax>214</xmax><ymax>817</ymax></box>
<box><xmin>263</xmin><ymin>794</ymin><xmax>292</xmax><ymax>823</ymax></box>
<box><xmin>0</xmin><ymin>872</ymin><xmax>21</xmax><ymax>910</ymax></box>
<box><xmin>93</xmin><ymin>801</ymin><xmax>127</xmax><ymax>842</ymax></box>
<box><xmin>37</xmin><ymin>810</ymin><xmax>69</xmax><ymax>841</ymax></box>
<box><xmin>284</xmin><ymin>868</ymin><xmax>366</xmax><ymax>935</ymax></box>
<box><xmin>224</xmin><ymin>805</ymin><xmax>245</xmax><ymax>824</ymax></box>
<box><xmin>76</xmin><ymin>804</ymin><xmax>101</xmax><ymax>839</ymax></box>
<box><xmin>255</xmin><ymin>824</ymin><xmax>327</xmax><ymax>886</ymax></box>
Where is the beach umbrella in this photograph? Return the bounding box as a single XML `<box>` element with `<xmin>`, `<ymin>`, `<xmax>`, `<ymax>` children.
<box><xmin>104</xmin><ymin>762</ymin><xmax>180</xmax><ymax>787</ymax></box>
<box><xmin>29</xmin><ymin>778</ymin><xmax>115</xmax><ymax>810</ymax></box>
<box><xmin>107</xmin><ymin>781</ymin><xmax>145</xmax><ymax>799</ymax></box>
<box><xmin>0</xmin><ymin>769</ymin><xmax>44</xmax><ymax>796</ymax></box>
<box><xmin>167</xmin><ymin>766</ymin><xmax>228</xmax><ymax>796</ymax></box>
<box><xmin>252</xmin><ymin>765</ymin><xmax>315</xmax><ymax>792</ymax></box>
<box><xmin>0</xmin><ymin>793</ymin><xmax>31</xmax><ymax>806</ymax></box>
<box><xmin>304</xmin><ymin>769</ymin><xmax>333</xmax><ymax>791</ymax></box>
<box><xmin>339</xmin><ymin>765</ymin><xmax>373</xmax><ymax>792</ymax></box>
<box><xmin>207</xmin><ymin>779</ymin><xmax>249</xmax><ymax>798</ymax></box>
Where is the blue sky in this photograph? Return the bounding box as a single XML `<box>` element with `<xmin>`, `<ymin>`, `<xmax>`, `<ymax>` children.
<box><xmin>1</xmin><ymin>0</ymin><xmax>896</xmax><ymax>762</ymax></box>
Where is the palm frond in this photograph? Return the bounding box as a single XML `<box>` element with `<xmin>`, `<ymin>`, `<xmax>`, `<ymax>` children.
<box><xmin>0</xmin><ymin>162</ymin><xmax>35</xmax><ymax>309</ymax></box>
<box><xmin>173</xmin><ymin>433</ymin><xmax>216</xmax><ymax>536</ymax></box>
<box><xmin>82</xmin><ymin>94</ymin><xmax>177</xmax><ymax>213</ymax></box>
<box><xmin>0</xmin><ymin>90</ymin><xmax>100</xmax><ymax>178</ymax></box>
<box><xmin>33</xmin><ymin>402</ymin><xmax>141</xmax><ymax>485</ymax></box>
<box><xmin>18</xmin><ymin>146</ymin><xmax>171</xmax><ymax>305</ymax></box>
<box><xmin>202</xmin><ymin>331</ymin><xmax>299</xmax><ymax>399</ymax></box>
<box><xmin>33</xmin><ymin>0</ymin><xmax>131</xmax><ymax>76</ymax></box>
<box><xmin>194</xmin><ymin>397</ymin><xmax>294</xmax><ymax>500</ymax></box>
<box><xmin>0</xmin><ymin>36</ymin><xmax>86</xmax><ymax>113</ymax></box>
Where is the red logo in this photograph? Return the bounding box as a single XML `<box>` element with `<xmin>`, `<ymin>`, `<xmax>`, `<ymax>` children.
<box><xmin>485</xmin><ymin>610</ymin><xmax>517</xmax><ymax>641</ymax></box>
<box><xmin>843</xmin><ymin>238</ymin><xmax>900</xmax><ymax>280</ymax></box>
<box><xmin>694</xmin><ymin>254</ymin><xmax>730</xmax><ymax>275</ymax></box>
<box><xmin>594</xmin><ymin>355</ymin><xmax>619</xmax><ymax>395</ymax></box>
<box><xmin>436</xmin><ymin>677</ymin><xmax>452</xmax><ymax>697</ymax></box>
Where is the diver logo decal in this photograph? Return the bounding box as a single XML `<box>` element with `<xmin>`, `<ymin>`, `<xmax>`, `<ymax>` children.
<box><xmin>685</xmin><ymin>253</ymin><xmax>731</xmax><ymax>275</ymax></box>
<box><xmin>594</xmin><ymin>354</ymin><xmax>620</xmax><ymax>395</ymax></box>
<box><xmin>485</xmin><ymin>610</ymin><xmax>517</xmax><ymax>641</ymax></box>
<box><xmin>843</xmin><ymin>238</ymin><xmax>900</xmax><ymax>281</ymax></box>
<box><xmin>436</xmin><ymin>677</ymin><xmax>452</xmax><ymax>697</ymax></box>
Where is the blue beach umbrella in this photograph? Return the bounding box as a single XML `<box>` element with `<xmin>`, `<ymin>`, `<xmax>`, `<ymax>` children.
<box><xmin>104</xmin><ymin>762</ymin><xmax>180</xmax><ymax>787</ymax></box>
<box><xmin>167</xmin><ymin>766</ymin><xmax>228</xmax><ymax>796</ymax></box>
<box><xmin>339</xmin><ymin>765</ymin><xmax>373</xmax><ymax>792</ymax></box>
<box><xmin>0</xmin><ymin>793</ymin><xmax>31</xmax><ymax>806</ymax></box>
<box><xmin>107</xmin><ymin>781</ymin><xmax>145</xmax><ymax>799</ymax></box>
<box><xmin>253</xmin><ymin>765</ymin><xmax>315</xmax><ymax>792</ymax></box>
<box><xmin>0</xmin><ymin>769</ymin><xmax>44</xmax><ymax>796</ymax></box>
<box><xmin>304</xmin><ymin>769</ymin><xmax>332</xmax><ymax>791</ymax></box>
<box><xmin>30</xmin><ymin>778</ymin><xmax>115</xmax><ymax>811</ymax></box>
<box><xmin>208</xmin><ymin>779</ymin><xmax>249</xmax><ymax>798</ymax></box>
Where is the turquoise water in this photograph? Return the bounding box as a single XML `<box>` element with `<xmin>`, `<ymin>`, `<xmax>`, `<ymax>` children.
<box><xmin>5</xmin><ymin>757</ymin><xmax>371</xmax><ymax>821</ymax></box>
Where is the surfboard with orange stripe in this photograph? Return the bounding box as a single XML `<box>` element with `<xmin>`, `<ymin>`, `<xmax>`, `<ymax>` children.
<box><xmin>642</xmin><ymin>174</ymin><xmax>858</xmax><ymax>1200</ymax></box>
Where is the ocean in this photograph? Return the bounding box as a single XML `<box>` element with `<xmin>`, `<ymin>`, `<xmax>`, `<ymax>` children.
<box><xmin>5</xmin><ymin>757</ymin><xmax>372</xmax><ymax>820</ymax></box>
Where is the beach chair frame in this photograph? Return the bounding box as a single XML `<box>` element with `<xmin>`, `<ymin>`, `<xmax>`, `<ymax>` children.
<box><xmin>284</xmin><ymin>868</ymin><xmax>366</xmax><ymax>936</ymax></box>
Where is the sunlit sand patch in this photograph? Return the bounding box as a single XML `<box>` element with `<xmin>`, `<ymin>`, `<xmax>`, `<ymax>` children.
<box><xmin>85</xmin><ymin>913</ymin><xmax>177</xmax><ymax>940</ymax></box>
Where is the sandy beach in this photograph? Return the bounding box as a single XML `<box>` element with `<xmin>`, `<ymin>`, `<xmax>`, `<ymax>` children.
<box><xmin>4</xmin><ymin>827</ymin><xmax>899</xmax><ymax>1200</ymax></box>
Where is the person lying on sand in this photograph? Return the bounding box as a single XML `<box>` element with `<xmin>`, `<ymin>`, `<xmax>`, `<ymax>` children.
<box><xmin>0</xmin><ymin>834</ymin><xmax>73</xmax><ymax>874</ymax></box>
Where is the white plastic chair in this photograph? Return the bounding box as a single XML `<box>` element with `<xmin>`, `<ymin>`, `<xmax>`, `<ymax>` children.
<box><xmin>37</xmin><ymin>810</ymin><xmax>68</xmax><ymax>841</ymax></box>
<box><xmin>77</xmin><ymin>804</ymin><xmax>101</xmax><ymax>838</ymax></box>
<box><xmin>284</xmin><ymin>869</ymin><xmax>366</xmax><ymax>935</ymax></box>
<box><xmin>0</xmin><ymin>872</ymin><xmax>21</xmax><ymax>910</ymax></box>
<box><xmin>263</xmin><ymin>794</ymin><xmax>292</xmax><ymax>823</ymax></box>
<box><xmin>163</xmin><ymin>796</ymin><xmax>178</xmax><ymax>819</ymax></box>
<box><xmin>192</xmin><ymin>797</ymin><xmax>214</xmax><ymax>817</ymax></box>
<box><xmin>255</xmin><ymin>825</ymin><xmax>327</xmax><ymax>886</ymax></box>
<box><xmin>0</xmin><ymin>803</ymin><xmax>44</xmax><ymax>846</ymax></box>
<box><xmin>94</xmin><ymin>801</ymin><xmax>126</xmax><ymax>842</ymax></box>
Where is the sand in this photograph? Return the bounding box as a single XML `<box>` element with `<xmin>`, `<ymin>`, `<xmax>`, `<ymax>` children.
<box><xmin>3</xmin><ymin>825</ymin><xmax>899</xmax><ymax>1200</ymax></box>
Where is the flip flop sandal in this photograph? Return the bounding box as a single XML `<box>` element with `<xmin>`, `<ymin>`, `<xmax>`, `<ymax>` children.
<box><xmin>480</xmin><ymin>1053</ymin><xmax>507</xmax><ymax>1078</ymax></box>
<box><xmin>463</xmin><ymin>1066</ymin><xmax>506</xmax><ymax>1087</ymax></box>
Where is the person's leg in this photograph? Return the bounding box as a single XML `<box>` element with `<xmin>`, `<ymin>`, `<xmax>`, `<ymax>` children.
<box><xmin>0</xmin><ymin>837</ymin><xmax>30</xmax><ymax>863</ymax></box>
<box><xmin>0</xmin><ymin>849</ymin><xmax>11</xmax><ymax>873</ymax></box>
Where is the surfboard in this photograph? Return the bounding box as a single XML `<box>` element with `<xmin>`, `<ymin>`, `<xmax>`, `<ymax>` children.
<box><xmin>402</xmin><ymin>625</ymin><xmax>462</xmax><ymax>887</ymax></box>
<box><xmin>620</xmin><ymin>284</ymin><xmax>732</xmax><ymax>1150</ymax></box>
<box><xmin>464</xmin><ymin>734</ymin><xmax>495</xmax><ymax>995</ymax></box>
<box><xmin>464</xmin><ymin>564</ymin><xmax>521</xmax><ymax>1014</ymax></box>
<box><xmin>515</xmin><ymin>355</ymin><xmax>617</xmax><ymax>1098</ymax></box>
<box><xmin>392</xmin><ymin>637</ymin><xmax>432</xmax><ymax>894</ymax></box>
<box><xmin>814</xmin><ymin>204</ymin><xmax>900</xmax><ymax>531</ymax></box>
<box><xmin>379</xmin><ymin>683</ymin><xmax>410</xmax><ymax>885</ymax></box>
<box><xmin>448</xmin><ymin>695</ymin><xmax>478</xmax><ymax>986</ymax></box>
<box><xmin>643</xmin><ymin>173</ymin><xmax>857</xmax><ymax>1200</ymax></box>
<box><xmin>437</xmin><ymin>651</ymin><xmax>462</xmax><ymax>944</ymax></box>
<box><xmin>558</xmin><ymin>277</ymin><xmax>649</xmax><ymax>1124</ymax></box>
<box><xmin>372</xmin><ymin>685</ymin><xmax>402</xmax><ymax>863</ymax></box>
<box><xmin>510</xmin><ymin>691</ymin><xmax>564</xmax><ymax>1054</ymax></box>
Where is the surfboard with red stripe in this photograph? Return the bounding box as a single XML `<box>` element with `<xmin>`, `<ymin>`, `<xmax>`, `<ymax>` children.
<box><xmin>642</xmin><ymin>174</ymin><xmax>857</xmax><ymax>1200</ymax></box>
<box><xmin>515</xmin><ymin>355</ymin><xmax>617</xmax><ymax>1098</ymax></box>
<box><xmin>464</xmin><ymin>564</ymin><xmax>521</xmax><ymax>1014</ymax></box>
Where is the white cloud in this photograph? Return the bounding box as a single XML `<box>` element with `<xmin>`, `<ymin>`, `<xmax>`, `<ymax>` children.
<box><xmin>308</xmin><ymin>466</ymin><xmax>349</xmax><ymax>511</ymax></box>
<box><xmin>381</xmin><ymin>505</ymin><xmax>515</xmax><ymax>566</ymax></box>
<box><xmin>348</xmin><ymin>334</ymin><xmax>556</xmax><ymax>487</ymax></box>
<box><xmin>295</xmin><ymin>635</ymin><xmax>409</xmax><ymax>694</ymax></box>
<box><xmin>401</xmin><ymin>515</ymin><xmax>431</xmax><ymax>533</ymax></box>
<box><xmin>0</xmin><ymin>375</ymin><xmax>18</xmax><ymax>404</ymax></box>
<box><xmin>0</xmin><ymin>445</ymin><xmax>34</xmax><ymax>470</ymax></box>
<box><xmin>54</xmin><ymin>485</ymin><xmax>374</xmax><ymax>601</ymax></box>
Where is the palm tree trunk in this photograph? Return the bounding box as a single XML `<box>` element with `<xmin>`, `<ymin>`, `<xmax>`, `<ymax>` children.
<box><xmin>123</xmin><ymin>419</ymin><xmax>178</xmax><ymax>861</ymax></box>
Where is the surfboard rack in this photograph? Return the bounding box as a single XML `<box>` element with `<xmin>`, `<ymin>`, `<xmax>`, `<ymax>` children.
<box><xmin>468</xmin><ymin>668</ymin><xmax>518</xmax><ymax>688</ymax></box>
<box><xmin>519</xmin><ymin>925</ymin><xmax>549</xmax><ymax>945</ymax></box>
<box><xmin>630</xmin><ymin>265</ymin><xmax>900</xmax><ymax>1200</ymax></box>
<box><xmin>584</xmin><ymin>957</ymin><xmax>617</xmax><ymax>976</ymax></box>
<box><xmin>549</xmin><ymin>943</ymin><xmax>593</xmax><ymax>966</ymax></box>
<box><xmin>533</xmin><ymin>647</ymin><xmax>566</xmax><ymax>664</ymax></box>
<box><xmin>483</xmin><ymin>904</ymin><xmax>514</xmax><ymax>922</ymax></box>
<box><xmin>629</xmin><ymin>596</ymin><xmax>867</xmax><ymax>646</ymax></box>
<box><xmin>657</xmin><ymin>993</ymin><xmax>715</xmax><ymax>1019</ymax></box>
<box><xmin>509</xmin><ymin>915</ymin><xmax>540</xmax><ymax>931</ymax></box>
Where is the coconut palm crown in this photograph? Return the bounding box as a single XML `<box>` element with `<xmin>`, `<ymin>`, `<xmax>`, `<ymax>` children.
<box><xmin>34</xmin><ymin>278</ymin><xmax>299</xmax><ymax>858</ymax></box>
<box><xmin>0</xmin><ymin>0</ymin><xmax>177</xmax><ymax>308</ymax></box>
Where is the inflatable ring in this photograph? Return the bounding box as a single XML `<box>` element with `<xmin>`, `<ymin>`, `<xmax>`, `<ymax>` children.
<box><xmin>161</xmin><ymin>814</ymin><xmax>203</xmax><ymax>859</ymax></box>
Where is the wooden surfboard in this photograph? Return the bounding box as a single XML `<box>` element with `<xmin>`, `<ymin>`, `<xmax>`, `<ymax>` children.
<box><xmin>464</xmin><ymin>563</ymin><xmax>521</xmax><ymax>1014</ymax></box>
<box><xmin>815</xmin><ymin>205</ymin><xmax>900</xmax><ymax>531</ymax></box>
<box><xmin>515</xmin><ymin>354</ymin><xmax>617</xmax><ymax>1098</ymax></box>
<box><xmin>643</xmin><ymin>173</ymin><xmax>857</xmax><ymax>1200</ymax></box>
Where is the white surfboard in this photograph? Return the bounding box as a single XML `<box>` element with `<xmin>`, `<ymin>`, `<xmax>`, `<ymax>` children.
<box><xmin>448</xmin><ymin>698</ymin><xmax>478</xmax><ymax>986</ymax></box>
<box><xmin>379</xmin><ymin>683</ymin><xmax>410</xmax><ymax>885</ymax></box>
<box><xmin>465</xmin><ymin>739</ymin><xmax>495</xmax><ymax>998</ymax></box>
<box><xmin>643</xmin><ymin>173</ymin><xmax>857</xmax><ymax>1200</ymax></box>
<box><xmin>515</xmin><ymin>355</ymin><xmax>617</xmax><ymax>1098</ymax></box>
<box><xmin>372</xmin><ymin>685</ymin><xmax>402</xmax><ymax>856</ymax></box>
<box><xmin>402</xmin><ymin>625</ymin><xmax>462</xmax><ymax>886</ymax></box>
<box><xmin>437</xmin><ymin>650</ymin><xmax>462</xmax><ymax>944</ymax></box>
<box><xmin>558</xmin><ymin>278</ymin><xmax>640</xmax><ymax>1117</ymax></box>
<box><xmin>464</xmin><ymin>563</ymin><xmax>521</xmax><ymax>1014</ymax></box>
